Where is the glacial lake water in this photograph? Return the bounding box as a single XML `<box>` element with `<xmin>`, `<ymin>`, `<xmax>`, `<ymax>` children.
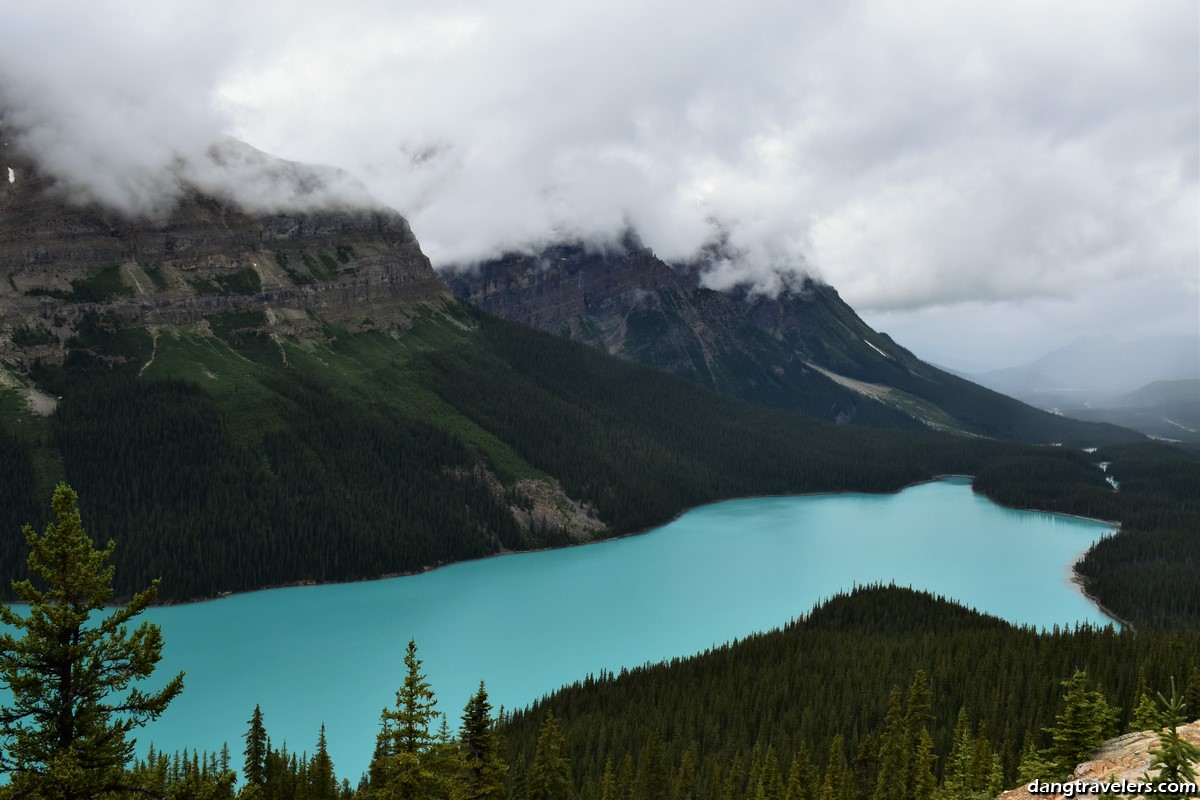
<box><xmin>121</xmin><ymin>478</ymin><xmax>1114</xmax><ymax>780</ymax></box>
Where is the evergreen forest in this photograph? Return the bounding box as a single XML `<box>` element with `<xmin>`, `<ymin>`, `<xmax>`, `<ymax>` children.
<box><xmin>0</xmin><ymin>306</ymin><xmax>1195</xmax><ymax>629</ymax></box>
<box><xmin>0</xmin><ymin>302</ymin><xmax>1197</xmax><ymax>799</ymax></box>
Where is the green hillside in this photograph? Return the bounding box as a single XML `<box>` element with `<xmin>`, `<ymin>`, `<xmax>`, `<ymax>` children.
<box><xmin>501</xmin><ymin>585</ymin><xmax>1200</xmax><ymax>800</ymax></box>
<box><xmin>0</xmin><ymin>302</ymin><xmax>1119</xmax><ymax>602</ymax></box>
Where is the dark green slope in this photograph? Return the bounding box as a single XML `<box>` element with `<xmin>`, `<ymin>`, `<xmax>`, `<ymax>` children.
<box><xmin>448</xmin><ymin>239</ymin><xmax>1138</xmax><ymax>445</ymax></box>
<box><xmin>501</xmin><ymin>586</ymin><xmax>1200</xmax><ymax>799</ymax></box>
<box><xmin>0</xmin><ymin>302</ymin><xmax>1116</xmax><ymax>603</ymax></box>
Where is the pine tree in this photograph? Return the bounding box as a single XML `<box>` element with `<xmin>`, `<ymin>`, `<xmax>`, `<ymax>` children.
<box><xmin>633</xmin><ymin>732</ymin><xmax>667</xmax><ymax>800</ymax></box>
<box><xmin>528</xmin><ymin>712</ymin><xmax>572</xmax><ymax>800</ymax></box>
<box><xmin>245</xmin><ymin>705</ymin><xmax>269</xmax><ymax>790</ymax></box>
<box><xmin>853</xmin><ymin>733</ymin><xmax>879</xmax><ymax>800</ymax></box>
<box><xmin>1015</xmin><ymin>732</ymin><xmax>1051</xmax><ymax>785</ymax></box>
<box><xmin>1132</xmin><ymin>692</ymin><xmax>1162</xmax><ymax>732</ymax></box>
<box><xmin>1131</xmin><ymin>667</ymin><xmax>1152</xmax><ymax>733</ymax></box>
<box><xmin>760</xmin><ymin>748</ymin><xmax>785</xmax><ymax>800</ymax></box>
<box><xmin>309</xmin><ymin>725</ymin><xmax>338</xmax><ymax>800</ymax></box>
<box><xmin>939</xmin><ymin>710</ymin><xmax>974</xmax><ymax>800</ymax></box>
<box><xmin>748</xmin><ymin>743</ymin><xmax>764</xmax><ymax>800</ymax></box>
<box><xmin>904</xmin><ymin>671</ymin><xmax>934</xmax><ymax>800</ymax></box>
<box><xmin>910</xmin><ymin>730</ymin><xmax>936</xmax><ymax>800</ymax></box>
<box><xmin>821</xmin><ymin>736</ymin><xmax>852</xmax><ymax>800</ymax></box>
<box><xmin>1046</xmin><ymin>670</ymin><xmax>1115</xmax><ymax>775</ymax></box>
<box><xmin>617</xmin><ymin>753</ymin><xmax>635</xmax><ymax>800</ymax></box>
<box><xmin>598</xmin><ymin>759</ymin><xmax>617</xmax><ymax>800</ymax></box>
<box><xmin>722</xmin><ymin>754</ymin><xmax>743</xmax><ymax>800</ymax></box>
<box><xmin>967</xmin><ymin>726</ymin><xmax>994</xmax><ymax>793</ymax></box>
<box><xmin>985</xmin><ymin>753</ymin><xmax>1003</xmax><ymax>798</ymax></box>
<box><xmin>0</xmin><ymin>483</ymin><xmax>185</xmax><ymax>799</ymax></box>
<box><xmin>1184</xmin><ymin>666</ymin><xmax>1200</xmax><ymax>724</ymax></box>
<box><xmin>786</xmin><ymin>747</ymin><xmax>819</xmax><ymax>800</ymax></box>
<box><xmin>874</xmin><ymin>688</ymin><xmax>908</xmax><ymax>800</ymax></box>
<box><xmin>376</xmin><ymin>639</ymin><xmax>441</xmax><ymax>800</ymax></box>
<box><xmin>1142</xmin><ymin>677</ymin><xmax>1200</xmax><ymax>800</ymax></box>
<box><xmin>425</xmin><ymin>713</ymin><xmax>461</xmax><ymax>800</ymax></box>
<box><xmin>509</xmin><ymin>754</ymin><xmax>530</xmax><ymax>800</ymax></box>
<box><xmin>461</xmin><ymin>681</ymin><xmax>508</xmax><ymax>800</ymax></box>
<box><xmin>674</xmin><ymin>751</ymin><xmax>697</xmax><ymax>800</ymax></box>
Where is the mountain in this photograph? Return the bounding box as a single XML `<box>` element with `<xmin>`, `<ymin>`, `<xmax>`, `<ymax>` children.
<box><xmin>2</xmin><ymin>141</ymin><xmax>1086</xmax><ymax>601</ymax></box>
<box><xmin>967</xmin><ymin>333</ymin><xmax>1199</xmax><ymax>441</ymax></box>
<box><xmin>0</xmin><ymin>138</ymin><xmax>451</xmax><ymax>345</ymax></box>
<box><xmin>1061</xmin><ymin>379</ymin><xmax>1200</xmax><ymax>443</ymax></box>
<box><xmin>975</xmin><ymin>335</ymin><xmax>1200</xmax><ymax>397</ymax></box>
<box><xmin>446</xmin><ymin>237</ymin><xmax>1134</xmax><ymax>444</ymax></box>
<box><xmin>2</xmin><ymin>140</ymin><xmax>1183</xmax><ymax>625</ymax></box>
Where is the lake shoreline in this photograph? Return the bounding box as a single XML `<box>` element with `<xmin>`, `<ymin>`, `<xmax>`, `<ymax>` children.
<box><xmin>147</xmin><ymin>474</ymin><xmax>980</xmax><ymax>606</ymax></box>
<box><xmin>64</xmin><ymin>473</ymin><xmax>1122</xmax><ymax>611</ymax></box>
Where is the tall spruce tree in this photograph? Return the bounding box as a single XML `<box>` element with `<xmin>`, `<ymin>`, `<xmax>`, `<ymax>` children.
<box><xmin>760</xmin><ymin>748</ymin><xmax>786</xmax><ymax>800</ymax></box>
<box><xmin>633</xmin><ymin>733</ymin><xmax>667</xmax><ymax>800</ymax></box>
<box><xmin>874</xmin><ymin>688</ymin><xmax>908</xmax><ymax>800</ymax></box>
<box><xmin>1046</xmin><ymin>670</ymin><xmax>1114</xmax><ymax>775</ymax></box>
<box><xmin>528</xmin><ymin>712</ymin><xmax>572</xmax><ymax>800</ymax></box>
<box><xmin>674</xmin><ymin>751</ymin><xmax>697</xmax><ymax>800</ymax></box>
<box><xmin>939</xmin><ymin>710</ymin><xmax>975</xmax><ymax>800</ymax></box>
<box><xmin>1185</xmin><ymin>667</ymin><xmax>1200</xmax><ymax>724</ymax></box>
<box><xmin>1142</xmin><ymin>677</ymin><xmax>1200</xmax><ymax>799</ymax></box>
<box><xmin>0</xmin><ymin>483</ymin><xmax>185</xmax><ymax>800</ymax></box>
<box><xmin>598</xmin><ymin>759</ymin><xmax>617</xmax><ymax>800</ymax></box>
<box><xmin>910</xmin><ymin>730</ymin><xmax>937</xmax><ymax>800</ymax></box>
<box><xmin>309</xmin><ymin>724</ymin><xmax>338</xmax><ymax>800</ymax></box>
<box><xmin>785</xmin><ymin>746</ymin><xmax>819</xmax><ymax>800</ymax></box>
<box><xmin>244</xmin><ymin>705</ymin><xmax>269</xmax><ymax>791</ymax></box>
<box><xmin>461</xmin><ymin>682</ymin><xmax>507</xmax><ymax>800</ymax></box>
<box><xmin>821</xmin><ymin>736</ymin><xmax>852</xmax><ymax>800</ymax></box>
<box><xmin>904</xmin><ymin>670</ymin><xmax>935</xmax><ymax>800</ymax></box>
<box><xmin>374</xmin><ymin>639</ymin><xmax>441</xmax><ymax>800</ymax></box>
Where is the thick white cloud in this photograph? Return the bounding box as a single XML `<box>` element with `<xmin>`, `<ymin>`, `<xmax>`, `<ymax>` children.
<box><xmin>1</xmin><ymin>0</ymin><xmax>1196</xmax><ymax>368</ymax></box>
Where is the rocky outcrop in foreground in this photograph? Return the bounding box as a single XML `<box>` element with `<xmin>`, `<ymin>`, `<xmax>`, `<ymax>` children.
<box><xmin>998</xmin><ymin>723</ymin><xmax>1200</xmax><ymax>800</ymax></box>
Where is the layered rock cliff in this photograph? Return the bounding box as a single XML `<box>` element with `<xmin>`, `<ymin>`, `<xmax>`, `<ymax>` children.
<box><xmin>0</xmin><ymin>140</ymin><xmax>451</xmax><ymax>367</ymax></box>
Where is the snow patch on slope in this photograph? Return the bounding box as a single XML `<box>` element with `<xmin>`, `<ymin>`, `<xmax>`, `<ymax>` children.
<box><xmin>864</xmin><ymin>339</ymin><xmax>891</xmax><ymax>359</ymax></box>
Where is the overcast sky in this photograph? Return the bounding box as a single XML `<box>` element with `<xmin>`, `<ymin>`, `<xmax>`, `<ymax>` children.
<box><xmin>2</xmin><ymin>0</ymin><xmax>1196</xmax><ymax>371</ymax></box>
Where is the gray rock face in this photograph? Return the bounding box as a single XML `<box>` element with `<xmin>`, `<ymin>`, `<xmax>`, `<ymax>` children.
<box><xmin>0</xmin><ymin>145</ymin><xmax>452</xmax><ymax>363</ymax></box>
<box><xmin>446</xmin><ymin>239</ymin><xmax>935</xmax><ymax>428</ymax></box>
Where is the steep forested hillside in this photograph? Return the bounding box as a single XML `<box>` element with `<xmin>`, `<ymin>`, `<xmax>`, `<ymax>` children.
<box><xmin>0</xmin><ymin>304</ymin><xmax>1195</xmax><ymax>627</ymax></box>
<box><xmin>0</xmin><ymin>304</ymin><xmax>1029</xmax><ymax>601</ymax></box>
<box><xmin>501</xmin><ymin>586</ymin><xmax>1200</xmax><ymax>800</ymax></box>
<box><xmin>0</xmin><ymin>146</ymin><xmax>1190</xmax><ymax>626</ymax></box>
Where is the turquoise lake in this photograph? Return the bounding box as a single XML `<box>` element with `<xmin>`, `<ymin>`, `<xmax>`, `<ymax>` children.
<box><xmin>129</xmin><ymin>477</ymin><xmax>1114</xmax><ymax>780</ymax></box>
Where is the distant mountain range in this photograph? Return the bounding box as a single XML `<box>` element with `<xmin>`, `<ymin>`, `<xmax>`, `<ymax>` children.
<box><xmin>961</xmin><ymin>337</ymin><xmax>1199</xmax><ymax>441</ymax></box>
<box><xmin>971</xmin><ymin>335</ymin><xmax>1199</xmax><ymax>396</ymax></box>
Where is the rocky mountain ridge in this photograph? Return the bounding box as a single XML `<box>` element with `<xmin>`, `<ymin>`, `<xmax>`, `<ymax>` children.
<box><xmin>448</xmin><ymin>238</ymin><xmax>1139</xmax><ymax>443</ymax></box>
<box><xmin>0</xmin><ymin>141</ymin><xmax>450</xmax><ymax>368</ymax></box>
